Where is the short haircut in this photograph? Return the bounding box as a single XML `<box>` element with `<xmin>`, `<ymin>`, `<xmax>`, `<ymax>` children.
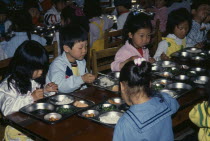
<box><xmin>83</xmin><ymin>0</ymin><xmax>102</xmax><ymax>19</ymax></box>
<box><xmin>123</xmin><ymin>12</ymin><xmax>152</xmax><ymax>44</ymax></box>
<box><xmin>59</xmin><ymin>25</ymin><xmax>88</xmax><ymax>53</ymax></box>
<box><xmin>166</xmin><ymin>8</ymin><xmax>192</xmax><ymax>34</ymax></box>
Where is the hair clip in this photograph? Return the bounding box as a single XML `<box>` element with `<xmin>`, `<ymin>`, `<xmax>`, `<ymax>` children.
<box><xmin>134</xmin><ymin>57</ymin><xmax>146</xmax><ymax>66</ymax></box>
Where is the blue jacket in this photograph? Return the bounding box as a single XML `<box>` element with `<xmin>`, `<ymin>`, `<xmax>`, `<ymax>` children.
<box><xmin>46</xmin><ymin>52</ymin><xmax>87</xmax><ymax>93</ymax></box>
<box><xmin>113</xmin><ymin>93</ymin><xmax>179</xmax><ymax>141</ymax></box>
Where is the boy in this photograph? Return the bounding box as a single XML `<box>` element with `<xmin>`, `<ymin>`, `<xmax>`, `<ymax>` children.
<box><xmin>44</xmin><ymin>0</ymin><xmax>66</xmax><ymax>25</ymax></box>
<box><xmin>186</xmin><ymin>1</ymin><xmax>210</xmax><ymax>48</ymax></box>
<box><xmin>114</xmin><ymin>0</ymin><xmax>131</xmax><ymax>30</ymax></box>
<box><xmin>46</xmin><ymin>25</ymin><xmax>95</xmax><ymax>93</ymax></box>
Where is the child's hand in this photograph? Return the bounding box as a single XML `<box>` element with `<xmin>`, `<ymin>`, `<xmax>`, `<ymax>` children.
<box><xmin>161</xmin><ymin>52</ymin><xmax>170</xmax><ymax>60</ymax></box>
<box><xmin>149</xmin><ymin>57</ymin><xmax>156</xmax><ymax>63</ymax></box>
<box><xmin>195</xmin><ymin>42</ymin><xmax>204</xmax><ymax>48</ymax></box>
<box><xmin>44</xmin><ymin>82</ymin><xmax>58</xmax><ymax>92</ymax></box>
<box><xmin>31</xmin><ymin>89</ymin><xmax>44</xmax><ymax>101</ymax></box>
<box><xmin>82</xmin><ymin>73</ymin><xmax>96</xmax><ymax>83</ymax></box>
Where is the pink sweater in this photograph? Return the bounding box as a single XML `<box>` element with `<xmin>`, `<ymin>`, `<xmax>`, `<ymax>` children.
<box><xmin>111</xmin><ymin>41</ymin><xmax>150</xmax><ymax>71</ymax></box>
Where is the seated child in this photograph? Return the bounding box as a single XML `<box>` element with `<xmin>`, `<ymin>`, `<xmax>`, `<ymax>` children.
<box><xmin>0</xmin><ymin>40</ymin><xmax>57</xmax><ymax>140</ymax></box>
<box><xmin>44</xmin><ymin>0</ymin><xmax>66</xmax><ymax>25</ymax></box>
<box><xmin>154</xmin><ymin>8</ymin><xmax>192</xmax><ymax>61</ymax></box>
<box><xmin>46</xmin><ymin>25</ymin><xmax>96</xmax><ymax>93</ymax></box>
<box><xmin>83</xmin><ymin>0</ymin><xmax>113</xmax><ymax>48</ymax></box>
<box><xmin>113</xmin><ymin>58</ymin><xmax>179</xmax><ymax>141</ymax></box>
<box><xmin>111</xmin><ymin>12</ymin><xmax>155</xmax><ymax>72</ymax></box>
<box><xmin>189</xmin><ymin>80</ymin><xmax>210</xmax><ymax>141</ymax></box>
<box><xmin>186</xmin><ymin>1</ymin><xmax>210</xmax><ymax>48</ymax></box>
<box><xmin>148</xmin><ymin>0</ymin><xmax>168</xmax><ymax>33</ymax></box>
<box><xmin>0</xmin><ymin>6</ymin><xmax>12</xmax><ymax>37</ymax></box>
<box><xmin>114</xmin><ymin>0</ymin><xmax>131</xmax><ymax>30</ymax></box>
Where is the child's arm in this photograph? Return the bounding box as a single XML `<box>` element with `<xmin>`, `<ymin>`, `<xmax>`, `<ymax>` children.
<box><xmin>153</xmin><ymin>40</ymin><xmax>168</xmax><ymax>61</ymax></box>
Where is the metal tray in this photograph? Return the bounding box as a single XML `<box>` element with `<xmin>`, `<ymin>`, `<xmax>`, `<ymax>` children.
<box><xmin>78</xmin><ymin>97</ymin><xmax>126</xmax><ymax>128</ymax></box>
<box><xmin>19</xmin><ymin>94</ymin><xmax>95</xmax><ymax>124</ymax></box>
<box><xmin>92</xmin><ymin>73</ymin><xmax>119</xmax><ymax>93</ymax></box>
<box><xmin>166</xmin><ymin>82</ymin><xmax>193</xmax><ymax>96</ymax></box>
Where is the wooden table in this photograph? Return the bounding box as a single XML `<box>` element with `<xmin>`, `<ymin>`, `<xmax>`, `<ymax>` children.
<box><xmin>5</xmin><ymin>86</ymin><xmax>206</xmax><ymax>141</ymax></box>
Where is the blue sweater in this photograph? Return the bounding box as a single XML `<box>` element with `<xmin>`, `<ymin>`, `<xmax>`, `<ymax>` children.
<box><xmin>113</xmin><ymin>93</ymin><xmax>179</xmax><ymax>141</ymax></box>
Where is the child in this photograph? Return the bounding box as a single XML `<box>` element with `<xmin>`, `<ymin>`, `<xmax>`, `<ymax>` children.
<box><xmin>186</xmin><ymin>1</ymin><xmax>210</xmax><ymax>48</ymax></box>
<box><xmin>113</xmin><ymin>58</ymin><xmax>179</xmax><ymax>141</ymax></box>
<box><xmin>111</xmin><ymin>12</ymin><xmax>155</xmax><ymax>72</ymax></box>
<box><xmin>0</xmin><ymin>40</ymin><xmax>58</xmax><ymax>140</ymax></box>
<box><xmin>0</xmin><ymin>6</ymin><xmax>12</xmax><ymax>37</ymax></box>
<box><xmin>189</xmin><ymin>80</ymin><xmax>210</xmax><ymax>141</ymax></box>
<box><xmin>46</xmin><ymin>25</ymin><xmax>96</xmax><ymax>93</ymax></box>
<box><xmin>1</xmin><ymin>10</ymin><xmax>46</xmax><ymax>58</ymax></box>
<box><xmin>44</xmin><ymin>0</ymin><xmax>66</xmax><ymax>25</ymax></box>
<box><xmin>114</xmin><ymin>0</ymin><xmax>131</xmax><ymax>30</ymax></box>
<box><xmin>83</xmin><ymin>0</ymin><xmax>113</xmax><ymax>48</ymax></box>
<box><xmin>148</xmin><ymin>0</ymin><xmax>168</xmax><ymax>33</ymax></box>
<box><xmin>154</xmin><ymin>8</ymin><xmax>192</xmax><ymax>61</ymax></box>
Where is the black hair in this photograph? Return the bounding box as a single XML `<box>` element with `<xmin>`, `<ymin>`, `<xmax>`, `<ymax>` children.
<box><xmin>83</xmin><ymin>0</ymin><xmax>102</xmax><ymax>19</ymax></box>
<box><xmin>191</xmin><ymin>0</ymin><xmax>209</xmax><ymax>10</ymax></box>
<box><xmin>53</xmin><ymin>0</ymin><xmax>66</xmax><ymax>4</ymax></box>
<box><xmin>166</xmin><ymin>8</ymin><xmax>192</xmax><ymax>34</ymax></box>
<box><xmin>114</xmin><ymin>0</ymin><xmax>132</xmax><ymax>9</ymax></box>
<box><xmin>23</xmin><ymin>0</ymin><xmax>39</xmax><ymax>11</ymax></box>
<box><xmin>59</xmin><ymin>24</ymin><xmax>88</xmax><ymax>53</ymax></box>
<box><xmin>11</xmin><ymin>10</ymin><xmax>34</xmax><ymax>40</ymax></box>
<box><xmin>7</xmin><ymin>40</ymin><xmax>49</xmax><ymax>94</ymax></box>
<box><xmin>123</xmin><ymin>12</ymin><xmax>152</xmax><ymax>44</ymax></box>
<box><xmin>119</xmin><ymin>61</ymin><xmax>153</xmax><ymax>97</ymax></box>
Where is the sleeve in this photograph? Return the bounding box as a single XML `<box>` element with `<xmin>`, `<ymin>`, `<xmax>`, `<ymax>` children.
<box><xmin>189</xmin><ymin>102</ymin><xmax>209</xmax><ymax>128</ymax></box>
<box><xmin>186</xmin><ymin>25</ymin><xmax>200</xmax><ymax>47</ymax></box>
<box><xmin>89</xmin><ymin>23</ymin><xmax>99</xmax><ymax>47</ymax></box>
<box><xmin>162</xmin><ymin>93</ymin><xmax>180</xmax><ymax>114</ymax></box>
<box><xmin>104</xmin><ymin>16</ymin><xmax>114</xmax><ymax>29</ymax></box>
<box><xmin>47</xmin><ymin>60</ymin><xmax>84</xmax><ymax>93</ymax></box>
<box><xmin>111</xmin><ymin>48</ymin><xmax>128</xmax><ymax>71</ymax></box>
<box><xmin>0</xmin><ymin>82</ymin><xmax>34</xmax><ymax>116</ymax></box>
<box><xmin>153</xmin><ymin>40</ymin><xmax>168</xmax><ymax>61</ymax></box>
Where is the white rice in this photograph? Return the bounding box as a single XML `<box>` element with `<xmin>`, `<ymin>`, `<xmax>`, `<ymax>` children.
<box><xmin>55</xmin><ymin>97</ymin><xmax>73</xmax><ymax>105</ymax></box>
<box><xmin>194</xmin><ymin>80</ymin><xmax>206</xmax><ymax>84</ymax></box>
<box><xmin>99</xmin><ymin>114</ymin><xmax>121</xmax><ymax>124</ymax></box>
<box><xmin>100</xmin><ymin>77</ymin><xmax>114</xmax><ymax>87</ymax></box>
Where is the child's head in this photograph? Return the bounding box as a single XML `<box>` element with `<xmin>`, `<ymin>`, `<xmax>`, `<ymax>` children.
<box><xmin>59</xmin><ymin>25</ymin><xmax>88</xmax><ymax>61</ymax></box>
<box><xmin>53</xmin><ymin>0</ymin><xmax>66</xmax><ymax>12</ymax></box>
<box><xmin>166</xmin><ymin>8</ymin><xmax>192</xmax><ymax>39</ymax></box>
<box><xmin>23</xmin><ymin>0</ymin><xmax>40</xmax><ymax>19</ymax></box>
<box><xmin>8</xmin><ymin>40</ymin><xmax>49</xmax><ymax>94</ymax></box>
<box><xmin>83</xmin><ymin>0</ymin><xmax>102</xmax><ymax>19</ymax></box>
<box><xmin>114</xmin><ymin>0</ymin><xmax>131</xmax><ymax>14</ymax></box>
<box><xmin>119</xmin><ymin>59</ymin><xmax>152</xmax><ymax>105</ymax></box>
<box><xmin>191</xmin><ymin>1</ymin><xmax>210</xmax><ymax>23</ymax></box>
<box><xmin>0</xmin><ymin>6</ymin><xmax>8</xmax><ymax>24</ymax></box>
<box><xmin>155</xmin><ymin>0</ymin><xmax>167</xmax><ymax>9</ymax></box>
<box><xmin>123</xmin><ymin>12</ymin><xmax>152</xmax><ymax>48</ymax></box>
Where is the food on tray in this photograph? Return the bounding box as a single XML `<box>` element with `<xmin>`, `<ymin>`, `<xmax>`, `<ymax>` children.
<box><xmin>73</xmin><ymin>101</ymin><xmax>89</xmax><ymax>108</ymax></box>
<box><xmin>85</xmin><ymin>113</ymin><xmax>95</xmax><ymax>118</ymax></box>
<box><xmin>112</xmin><ymin>85</ymin><xmax>119</xmax><ymax>92</ymax></box>
<box><xmin>99</xmin><ymin>114</ymin><xmax>121</xmax><ymax>124</ymax></box>
<box><xmin>108</xmin><ymin>99</ymin><xmax>120</xmax><ymax>105</ymax></box>
<box><xmin>55</xmin><ymin>97</ymin><xmax>73</xmax><ymax>105</ymax></box>
<box><xmin>193</xmin><ymin>80</ymin><xmax>206</xmax><ymax>84</ymax></box>
<box><xmin>162</xmin><ymin>64</ymin><xmax>175</xmax><ymax>67</ymax></box>
<box><xmin>186</xmin><ymin>49</ymin><xmax>201</xmax><ymax>53</ymax></box>
<box><xmin>152</xmin><ymin>84</ymin><xmax>164</xmax><ymax>91</ymax></box>
<box><xmin>101</xmin><ymin>105</ymin><xmax>116</xmax><ymax>111</ymax></box>
<box><xmin>49</xmin><ymin>116</ymin><xmax>59</xmax><ymax>121</ymax></box>
<box><xmin>99</xmin><ymin>77</ymin><xmax>115</xmax><ymax>87</ymax></box>
<box><xmin>160</xmin><ymin>74</ymin><xmax>170</xmax><ymax>77</ymax></box>
<box><xmin>160</xmin><ymin>82</ymin><xmax>166</xmax><ymax>85</ymax></box>
<box><xmin>57</xmin><ymin>107</ymin><xmax>74</xmax><ymax>114</ymax></box>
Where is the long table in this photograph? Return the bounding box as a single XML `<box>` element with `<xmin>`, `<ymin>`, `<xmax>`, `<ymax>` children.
<box><xmin>5</xmin><ymin>85</ymin><xmax>206</xmax><ymax>141</ymax></box>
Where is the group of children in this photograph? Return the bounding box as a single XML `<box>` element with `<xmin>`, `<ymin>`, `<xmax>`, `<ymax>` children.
<box><xmin>0</xmin><ymin>0</ymin><xmax>210</xmax><ymax>141</ymax></box>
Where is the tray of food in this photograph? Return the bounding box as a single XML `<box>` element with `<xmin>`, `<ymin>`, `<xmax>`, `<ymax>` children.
<box><xmin>78</xmin><ymin>97</ymin><xmax>128</xmax><ymax>128</ymax></box>
<box><xmin>92</xmin><ymin>73</ymin><xmax>119</xmax><ymax>93</ymax></box>
<box><xmin>19</xmin><ymin>94</ymin><xmax>95</xmax><ymax>124</ymax></box>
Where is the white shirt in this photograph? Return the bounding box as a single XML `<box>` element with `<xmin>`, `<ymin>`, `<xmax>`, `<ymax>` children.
<box><xmin>154</xmin><ymin>34</ymin><xmax>185</xmax><ymax>61</ymax></box>
<box><xmin>44</xmin><ymin>6</ymin><xmax>61</xmax><ymax>25</ymax></box>
<box><xmin>117</xmin><ymin>11</ymin><xmax>130</xmax><ymax>30</ymax></box>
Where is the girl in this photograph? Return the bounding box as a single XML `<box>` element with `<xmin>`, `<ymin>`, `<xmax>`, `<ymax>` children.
<box><xmin>83</xmin><ymin>0</ymin><xmax>113</xmax><ymax>48</ymax></box>
<box><xmin>0</xmin><ymin>40</ymin><xmax>58</xmax><ymax>140</ymax></box>
<box><xmin>1</xmin><ymin>10</ymin><xmax>46</xmax><ymax>59</ymax></box>
<box><xmin>189</xmin><ymin>80</ymin><xmax>210</xmax><ymax>141</ymax></box>
<box><xmin>113</xmin><ymin>58</ymin><xmax>179</xmax><ymax>141</ymax></box>
<box><xmin>111</xmin><ymin>12</ymin><xmax>155</xmax><ymax>72</ymax></box>
<box><xmin>154</xmin><ymin>8</ymin><xmax>192</xmax><ymax>61</ymax></box>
